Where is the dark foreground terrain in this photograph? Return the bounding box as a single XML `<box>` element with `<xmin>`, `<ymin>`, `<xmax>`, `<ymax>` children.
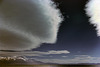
<box><xmin>0</xmin><ymin>59</ymin><xmax>100</xmax><ymax>67</ymax></box>
<box><xmin>0</xmin><ymin>65</ymin><xmax>100</xmax><ymax>67</ymax></box>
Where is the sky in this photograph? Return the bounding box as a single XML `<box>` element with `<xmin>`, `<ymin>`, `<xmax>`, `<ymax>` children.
<box><xmin>0</xmin><ymin>0</ymin><xmax>100</xmax><ymax>64</ymax></box>
<box><xmin>31</xmin><ymin>0</ymin><xmax>100</xmax><ymax>64</ymax></box>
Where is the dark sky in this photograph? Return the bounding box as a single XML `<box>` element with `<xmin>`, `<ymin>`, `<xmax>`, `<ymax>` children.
<box><xmin>0</xmin><ymin>0</ymin><xmax>100</xmax><ymax>64</ymax></box>
<box><xmin>31</xmin><ymin>0</ymin><xmax>100</xmax><ymax>63</ymax></box>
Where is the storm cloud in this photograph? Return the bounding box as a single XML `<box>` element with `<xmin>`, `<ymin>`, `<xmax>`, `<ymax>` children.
<box><xmin>0</xmin><ymin>0</ymin><xmax>63</xmax><ymax>50</ymax></box>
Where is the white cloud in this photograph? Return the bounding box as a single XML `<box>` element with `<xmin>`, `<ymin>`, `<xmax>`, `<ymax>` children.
<box><xmin>85</xmin><ymin>0</ymin><xmax>100</xmax><ymax>36</ymax></box>
<box><xmin>33</xmin><ymin>55</ymin><xmax>100</xmax><ymax>64</ymax></box>
<box><xmin>0</xmin><ymin>0</ymin><xmax>63</xmax><ymax>50</ymax></box>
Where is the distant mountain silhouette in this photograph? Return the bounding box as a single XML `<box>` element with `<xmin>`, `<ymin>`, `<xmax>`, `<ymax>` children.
<box><xmin>0</xmin><ymin>56</ymin><xmax>43</xmax><ymax>65</ymax></box>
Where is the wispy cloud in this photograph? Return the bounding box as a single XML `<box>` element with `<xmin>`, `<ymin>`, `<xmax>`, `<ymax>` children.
<box><xmin>33</xmin><ymin>55</ymin><xmax>100</xmax><ymax>64</ymax></box>
<box><xmin>0</xmin><ymin>50</ymin><xmax>70</xmax><ymax>57</ymax></box>
<box><xmin>62</xmin><ymin>56</ymin><xmax>68</xmax><ymax>58</ymax></box>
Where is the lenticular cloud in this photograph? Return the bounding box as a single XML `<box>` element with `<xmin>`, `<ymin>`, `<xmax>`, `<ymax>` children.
<box><xmin>0</xmin><ymin>0</ymin><xmax>63</xmax><ymax>50</ymax></box>
<box><xmin>85</xmin><ymin>0</ymin><xmax>100</xmax><ymax>36</ymax></box>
